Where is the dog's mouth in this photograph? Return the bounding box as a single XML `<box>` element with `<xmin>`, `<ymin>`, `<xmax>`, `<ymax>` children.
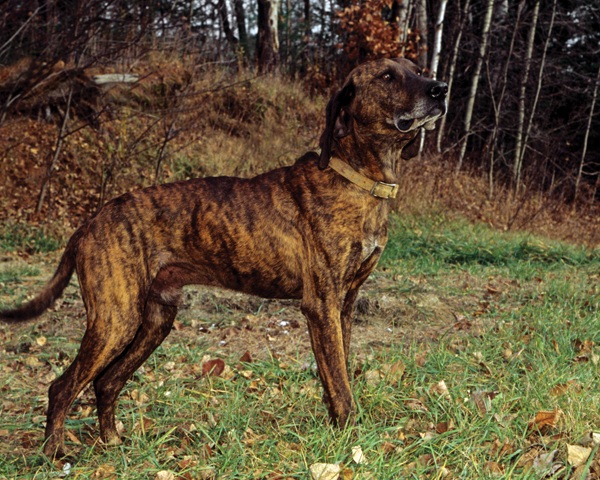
<box><xmin>390</xmin><ymin>105</ymin><xmax>446</xmax><ymax>133</ymax></box>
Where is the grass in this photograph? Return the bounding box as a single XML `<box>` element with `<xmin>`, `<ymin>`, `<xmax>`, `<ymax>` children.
<box><xmin>0</xmin><ymin>223</ymin><xmax>61</xmax><ymax>254</ymax></box>
<box><xmin>0</xmin><ymin>213</ymin><xmax>599</xmax><ymax>478</ymax></box>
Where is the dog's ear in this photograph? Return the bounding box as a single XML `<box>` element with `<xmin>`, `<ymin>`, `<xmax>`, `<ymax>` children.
<box><xmin>318</xmin><ymin>81</ymin><xmax>355</xmax><ymax>169</ymax></box>
<box><xmin>401</xmin><ymin>133</ymin><xmax>420</xmax><ymax>160</ymax></box>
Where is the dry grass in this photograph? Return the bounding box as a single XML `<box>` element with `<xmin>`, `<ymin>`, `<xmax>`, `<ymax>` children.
<box><xmin>395</xmin><ymin>157</ymin><xmax>600</xmax><ymax>248</ymax></box>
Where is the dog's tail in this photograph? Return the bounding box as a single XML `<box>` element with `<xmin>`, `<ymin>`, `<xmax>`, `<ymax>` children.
<box><xmin>0</xmin><ymin>228</ymin><xmax>83</xmax><ymax>323</ymax></box>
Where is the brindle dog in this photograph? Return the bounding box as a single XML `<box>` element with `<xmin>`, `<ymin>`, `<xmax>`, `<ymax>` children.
<box><xmin>1</xmin><ymin>58</ymin><xmax>447</xmax><ymax>458</ymax></box>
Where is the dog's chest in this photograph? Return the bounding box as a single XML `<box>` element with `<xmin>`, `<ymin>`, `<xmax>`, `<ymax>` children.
<box><xmin>361</xmin><ymin>235</ymin><xmax>381</xmax><ymax>262</ymax></box>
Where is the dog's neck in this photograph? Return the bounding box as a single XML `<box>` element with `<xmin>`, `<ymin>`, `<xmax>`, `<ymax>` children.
<box><xmin>329</xmin><ymin>156</ymin><xmax>399</xmax><ymax>199</ymax></box>
<box><xmin>334</xmin><ymin>131</ymin><xmax>413</xmax><ymax>184</ymax></box>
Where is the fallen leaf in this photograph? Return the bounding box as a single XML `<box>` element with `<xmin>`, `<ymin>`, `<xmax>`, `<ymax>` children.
<box><xmin>310</xmin><ymin>462</ymin><xmax>341</xmax><ymax>480</ymax></box>
<box><xmin>579</xmin><ymin>431</ymin><xmax>600</xmax><ymax>447</ymax></box>
<box><xmin>429</xmin><ymin>380</ymin><xmax>450</xmax><ymax>399</ymax></box>
<box><xmin>202</xmin><ymin>358</ymin><xmax>225</xmax><ymax>377</ymax></box>
<box><xmin>567</xmin><ymin>444</ymin><xmax>592</xmax><ymax>467</ymax></box>
<box><xmin>178</xmin><ymin>456</ymin><xmax>198</xmax><ymax>469</ymax></box>
<box><xmin>435</xmin><ymin>420</ymin><xmax>453</xmax><ymax>434</ymax></box>
<box><xmin>382</xmin><ymin>359</ymin><xmax>405</xmax><ymax>385</ymax></box>
<box><xmin>484</xmin><ymin>461</ymin><xmax>504</xmax><ymax>475</ymax></box>
<box><xmin>65</xmin><ymin>430</ymin><xmax>82</xmax><ymax>445</ymax></box>
<box><xmin>154</xmin><ymin>471</ymin><xmax>175</xmax><ymax>480</ymax></box>
<box><xmin>36</xmin><ymin>336</ymin><xmax>47</xmax><ymax>346</ymax></box>
<box><xmin>93</xmin><ymin>464</ymin><xmax>116</xmax><ymax>479</ymax></box>
<box><xmin>470</xmin><ymin>390</ymin><xmax>497</xmax><ymax>415</ymax></box>
<box><xmin>339</xmin><ymin>467</ymin><xmax>354</xmax><ymax>480</ymax></box>
<box><xmin>163</xmin><ymin>361</ymin><xmax>176</xmax><ymax>371</ymax></box>
<box><xmin>527</xmin><ymin>409</ymin><xmax>563</xmax><ymax>433</ymax></box>
<box><xmin>549</xmin><ymin>380</ymin><xmax>582</xmax><ymax>397</ymax></box>
<box><xmin>239</xmin><ymin>351</ymin><xmax>253</xmax><ymax>363</ymax></box>
<box><xmin>404</xmin><ymin>398</ymin><xmax>428</xmax><ymax>412</ymax></box>
<box><xmin>516</xmin><ymin>445</ymin><xmax>545</xmax><ymax>469</ymax></box>
<box><xmin>351</xmin><ymin>445</ymin><xmax>368</xmax><ymax>465</ymax></box>
<box><xmin>364</xmin><ymin>369</ymin><xmax>382</xmax><ymax>387</ymax></box>
<box><xmin>532</xmin><ymin>449</ymin><xmax>558</xmax><ymax>475</ymax></box>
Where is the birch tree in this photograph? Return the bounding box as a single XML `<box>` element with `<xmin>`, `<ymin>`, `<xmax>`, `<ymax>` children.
<box><xmin>513</xmin><ymin>0</ymin><xmax>540</xmax><ymax>191</ymax></box>
<box><xmin>420</xmin><ymin>0</ymin><xmax>447</xmax><ymax>155</ymax></box>
<box><xmin>415</xmin><ymin>0</ymin><xmax>428</xmax><ymax>68</ymax></box>
<box><xmin>456</xmin><ymin>0</ymin><xmax>495</xmax><ymax>173</ymax></box>
<box><xmin>575</xmin><ymin>62</ymin><xmax>600</xmax><ymax>201</ymax></box>
<box><xmin>436</xmin><ymin>0</ymin><xmax>470</xmax><ymax>153</ymax></box>
<box><xmin>487</xmin><ymin>0</ymin><xmax>525</xmax><ymax>197</ymax></box>
<box><xmin>518</xmin><ymin>0</ymin><xmax>556</xmax><ymax>195</ymax></box>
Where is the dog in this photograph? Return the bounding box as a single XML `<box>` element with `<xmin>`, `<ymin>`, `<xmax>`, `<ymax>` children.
<box><xmin>1</xmin><ymin>58</ymin><xmax>447</xmax><ymax>459</ymax></box>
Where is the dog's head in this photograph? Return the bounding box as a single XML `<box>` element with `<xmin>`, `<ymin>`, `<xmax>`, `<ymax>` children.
<box><xmin>319</xmin><ymin>58</ymin><xmax>448</xmax><ymax>169</ymax></box>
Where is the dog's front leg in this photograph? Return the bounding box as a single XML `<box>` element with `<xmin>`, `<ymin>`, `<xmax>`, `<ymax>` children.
<box><xmin>340</xmin><ymin>249</ymin><xmax>382</xmax><ymax>360</ymax></box>
<box><xmin>301</xmin><ymin>294</ymin><xmax>355</xmax><ymax>428</ymax></box>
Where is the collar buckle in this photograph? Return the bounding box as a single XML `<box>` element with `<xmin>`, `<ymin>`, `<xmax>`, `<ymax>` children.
<box><xmin>370</xmin><ymin>181</ymin><xmax>399</xmax><ymax>199</ymax></box>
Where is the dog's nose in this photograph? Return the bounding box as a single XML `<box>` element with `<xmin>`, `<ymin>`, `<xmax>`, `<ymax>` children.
<box><xmin>428</xmin><ymin>81</ymin><xmax>448</xmax><ymax>99</ymax></box>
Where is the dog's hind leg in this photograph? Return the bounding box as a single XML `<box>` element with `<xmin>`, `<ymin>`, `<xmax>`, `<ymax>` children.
<box><xmin>93</xmin><ymin>299</ymin><xmax>177</xmax><ymax>446</ymax></box>
<box><xmin>43</xmin><ymin>309</ymin><xmax>142</xmax><ymax>459</ymax></box>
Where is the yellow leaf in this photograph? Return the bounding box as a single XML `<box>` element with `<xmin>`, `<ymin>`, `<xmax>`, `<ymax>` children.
<box><xmin>567</xmin><ymin>444</ymin><xmax>592</xmax><ymax>467</ymax></box>
<box><xmin>310</xmin><ymin>462</ymin><xmax>341</xmax><ymax>480</ymax></box>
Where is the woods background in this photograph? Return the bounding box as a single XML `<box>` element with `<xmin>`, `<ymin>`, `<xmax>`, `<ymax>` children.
<box><xmin>1</xmin><ymin>0</ymin><xmax>599</xmax><ymax>211</ymax></box>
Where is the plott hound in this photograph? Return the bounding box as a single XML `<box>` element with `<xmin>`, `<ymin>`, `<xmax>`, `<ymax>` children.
<box><xmin>1</xmin><ymin>57</ymin><xmax>447</xmax><ymax>458</ymax></box>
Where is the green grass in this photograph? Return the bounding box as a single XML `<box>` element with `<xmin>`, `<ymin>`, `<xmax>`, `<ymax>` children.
<box><xmin>1</xmin><ymin>213</ymin><xmax>599</xmax><ymax>478</ymax></box>
<box><xmin>0</xmin><ymin>223</ymin><xmax>61</xmax><ymax>253</ymax></box>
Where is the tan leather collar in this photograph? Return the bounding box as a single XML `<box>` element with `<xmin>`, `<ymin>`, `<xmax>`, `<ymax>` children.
<box><xmin>329</xmin><ymin>156</ymin><xmax>399</xmax><ymax>199</ymax></box>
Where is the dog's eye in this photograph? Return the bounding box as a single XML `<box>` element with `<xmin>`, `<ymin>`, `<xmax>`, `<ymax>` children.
<box><xmin>381</xmin><ymin>72</ymin><xmax>393</xmax><ymax>81</ymax></box>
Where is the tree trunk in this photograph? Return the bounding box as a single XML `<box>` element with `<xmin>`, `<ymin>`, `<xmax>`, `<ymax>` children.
<box><xmin>513</xmin><ymin>0</ymin><xmax>540</xmax><ymax>191</ymax></box>
<box><xmin>217</xmin><ymin>0</ymin><xmax>239</xmax><ymax>54</ymax></box>
<box><xmin>415</xmin><ymin>0</ymin><xmax>428</xmax><ymax>68</ymax></box>
<box><xmin>519</xmin><ymin>0</ymin><xmax>556</xmax><ymax>196</ymax></box>
<box><xmin>487</xmin><ymin>0</ymin><xmax>525</xmax><ymax>198</ymax></box>
<box><xmin>575</xmin><ymin>61</ymin><xmax>600</xmax><ymax>202</ymax></box>
<box><xmin>257</xmin><ymin>0</ymin><xmax>281</xmax><ymax>74</ymax></box>
<box><xmin>456</xmin><ymin>0</ymin><xmax>495</xmax><ymax>173</ymax></box>
<box><xmin>429</xmin><ymin>0</ymin><xmax>447</xmax><ymax>80</ymax></box>
<box><xmin>436</xmin><ymin>0</ymin><xmax>470</xmax><ymax>153</ymax></box>
<box><xmin>233</xmin><ymin>0</ymin><xmax>250</xmax><ymax>59</ymax></box>
<box><xmin>419</xmin><ymin>0</ymin><xmax>447</xmax><ymax>156</ymax></box>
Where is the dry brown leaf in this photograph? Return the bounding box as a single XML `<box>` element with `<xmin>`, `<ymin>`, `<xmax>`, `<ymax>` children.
<box><xmin>415</xmin><ymin>351</ymin><xmax>428</xmax><ymax>367</ymax></box>
<box><xmin>364</xmin><ymin>369</ymin><xmax>383</xmax><ymax>387</ymax></box>
<box><xmin>404</xmin><ymin>398</ymin><xmax>428</xmax><ymax>412</ymax></box>
<box><xmin>429</xmin><ymin>380</ymin><xmax>450</xmax><ymax>399</ymax></box>
<box><xmin>93</xmin><ymin>464</ymin><xmax>117</xmax><ymax>479</ymax></box>
<box><xmin>178</xmin><ymin>455</ymin><xmax>198</xmax><ymax>469</ymax></box>
<box><xmin>527</xmin><ymin>409</ymin><xmax>563</xmax><ymax>433</ymax></box>
<box><xmin>435</xmin><ymin>420</ymin><xmax>454</xmax><ymax>434</ymax></box>
<box><xmin>65</xmin><ymin>430</ymin><xmax>82</xmax><ymax>445</ymax></box>
<box><xmin>202</xmin><ymin>358</ymin><xmax>225</xmax><ymax>377</ymax></box>
<box><xmin>470</xmin><ymin>390</ymin><xmax>493</xmax><ymax>414</ymax></box>
<box><xmin>516</xmin><ymin>445</ymin><xmax>545</xmax><ymax>469</ymax></box>
<box><xmin>484</xmin><ymin>461</ymin><xmax>504</xmax><ymax>475</ymax></box>
<box><xmin>339</xmin><ymin>467</ymin><xmax>354</xmax><ymax>480</ymax></box>
<box><xmin>549</xmin><ymin>380</ymin><xmax>582</xmax><ymax>397</ymax></box>
<box><xmin>382</xmin><ymin>359</ymin><xmax>405</xmax><ymax>385</ymax></box>
<box><xmin>239</xmin><ymin>350</ymin><xmax>253</xmax><ymax>363</ymax></box>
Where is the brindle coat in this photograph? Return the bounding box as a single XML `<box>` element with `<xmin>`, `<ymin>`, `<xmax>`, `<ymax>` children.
<box><xmin>1</xmin><ymin>58</ymin><xmax>447</xmax><ymax>458</ymax></box>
